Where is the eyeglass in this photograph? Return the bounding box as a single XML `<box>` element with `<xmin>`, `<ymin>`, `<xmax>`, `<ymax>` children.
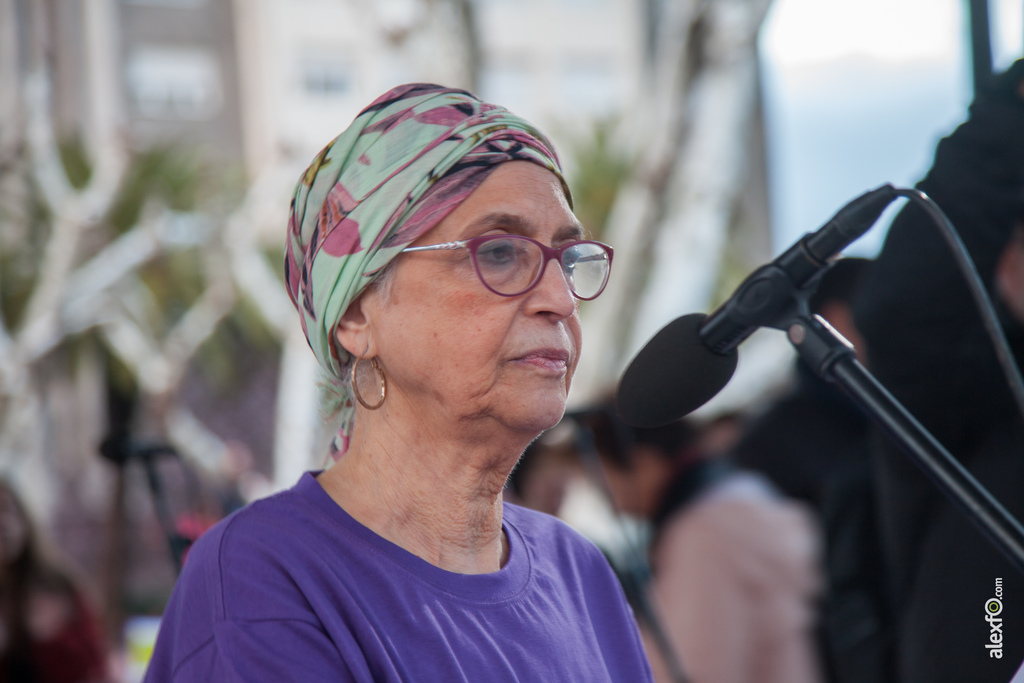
<box><xmin>402</xmin><ymin>234</ymin><xmax>614</xmax><ymax>300</ymax></box>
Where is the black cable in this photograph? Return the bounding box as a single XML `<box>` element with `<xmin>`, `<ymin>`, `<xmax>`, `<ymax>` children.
<box><xmin>895</xmin><ymin>188</ymin><xmax>1024</xmax><ymax>425</ymax></box>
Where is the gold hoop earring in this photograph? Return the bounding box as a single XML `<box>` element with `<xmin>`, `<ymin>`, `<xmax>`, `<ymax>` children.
<box><xmin>351</xmin><ymin>355</ymin><xmax>386</xmax><ymax>410</ymax></box>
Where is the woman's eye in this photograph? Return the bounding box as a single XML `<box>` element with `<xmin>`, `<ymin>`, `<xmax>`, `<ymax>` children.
<box><xmin>478</xmin><ymin>240</ymin><xmax>519</xmax><ymax>266</ymax></box>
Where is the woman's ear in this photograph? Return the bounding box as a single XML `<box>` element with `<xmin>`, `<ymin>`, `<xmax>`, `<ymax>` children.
<box><xmin>334</xmin><ymin>292</ymin><xmax>377</xmax><ymax>358</ymax></box>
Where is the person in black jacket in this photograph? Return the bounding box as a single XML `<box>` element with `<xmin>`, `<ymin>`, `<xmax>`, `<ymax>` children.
<box><xmin>731</xmin><ymin>257</ymin><xmax>890</xmax><ymax>683</ymax></box>
<box><xmin>853</xmin><ymin>59</ymin><xmax>1024</xmax><ymax>683</ymax></box>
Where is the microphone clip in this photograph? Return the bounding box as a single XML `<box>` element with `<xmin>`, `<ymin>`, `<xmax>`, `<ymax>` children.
<box><xmin>700</xmin><ymin>257</ymin><xmax>819</xmax><ymax>355</ymax></box>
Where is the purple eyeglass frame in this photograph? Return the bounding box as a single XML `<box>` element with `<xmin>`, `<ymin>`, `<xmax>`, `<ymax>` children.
<box><xmin>401</xmin><ymin>234</ymin><xmax>614</xmax><ymax>300</ymax></box>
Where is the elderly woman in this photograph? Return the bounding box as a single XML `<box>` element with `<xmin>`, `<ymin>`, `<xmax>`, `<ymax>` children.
<box><xmin>144</xmin><ymin>84</ymin><xmax>653</xmax><ymax>681</ymax></box>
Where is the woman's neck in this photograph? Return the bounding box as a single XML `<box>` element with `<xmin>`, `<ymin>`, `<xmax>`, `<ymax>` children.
<box><xmin>317</xmin><ymin>423</ymin><xmax>523</xmax><ymax>574</ymax></box>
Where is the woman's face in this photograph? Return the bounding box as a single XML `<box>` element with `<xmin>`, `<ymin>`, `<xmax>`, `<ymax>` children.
<box><xmin>354</xmin><ymin>161</ymin><xmax>584</xmax><ymax>437</ymax></box>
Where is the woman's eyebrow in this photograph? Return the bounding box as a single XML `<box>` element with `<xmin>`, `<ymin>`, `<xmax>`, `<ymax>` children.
<box><xmin>471</xmin><ymin>213</ymin><xmax>585</xmax><ymax>240</ymax></box>
<box><xmin>556</xmin><ymin>223</ymin><xmax>586</xmax><ymax>241</ymax></box>
<box><xmin>470</xmin><ymin>213</ymin><xmax>530</xmax><ymax>234</ymax></box>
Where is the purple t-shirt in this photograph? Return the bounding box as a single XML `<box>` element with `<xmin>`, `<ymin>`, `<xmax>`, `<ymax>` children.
<box><xmin>144</xmin><ymin>472</ymin><xmax>653</xmax><ymax>682</ymax></box>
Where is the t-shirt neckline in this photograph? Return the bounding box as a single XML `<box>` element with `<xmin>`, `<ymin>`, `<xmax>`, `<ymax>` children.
<box><xmin>296</xmin><ymin>471</ymin><xmax>532</xmax><ymax>604</ymax></box>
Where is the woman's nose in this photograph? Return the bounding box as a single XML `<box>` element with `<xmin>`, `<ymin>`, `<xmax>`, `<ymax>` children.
<box><xmin>527</xmin><ymin>258</ymin><xmax>577</xmax><ymax>318</ymax></box>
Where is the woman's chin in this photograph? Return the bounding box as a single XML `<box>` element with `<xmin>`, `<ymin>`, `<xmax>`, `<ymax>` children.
<box><xmin>512</xmin><ymin>394</ymin><xmax>568</xmax><ymax>435</ymax></box>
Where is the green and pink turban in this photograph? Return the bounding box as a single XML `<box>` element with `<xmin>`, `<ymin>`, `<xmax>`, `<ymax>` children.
<box><xmin>284</xmin><ymin>83</ymin><xmax>570</xmax><ymax>454</ymax></box>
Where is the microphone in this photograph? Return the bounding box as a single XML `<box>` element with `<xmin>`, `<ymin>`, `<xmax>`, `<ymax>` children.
<box><xmin>617</xmin><ymin>184</ymin><xmax>898</xmax><ymax>427</ymax></box>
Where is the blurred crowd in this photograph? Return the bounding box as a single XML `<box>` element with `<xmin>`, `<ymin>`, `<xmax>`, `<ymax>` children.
<box><xmin>509</xmin><ymin>59</ymin><xmax>1024</xmax><ymax>683</ymax></box>
<box><xmin>0</xmin><ymin>440</ymin><xmax>267</xmax><ymax>683</ymax></box>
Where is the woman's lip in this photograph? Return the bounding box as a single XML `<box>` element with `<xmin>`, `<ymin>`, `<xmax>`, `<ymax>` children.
<box><xmin>517</xmin><ymin>348</ymin><xmax>570</xmax><ymax>362</ymax></box>
<box><xmin>515</xmin><ymin>348</ymin><xmax>571</xmax><ymax>371</ymax></box>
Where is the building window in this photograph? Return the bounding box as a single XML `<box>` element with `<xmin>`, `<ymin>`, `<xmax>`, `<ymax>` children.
<box><xmin>126</xmin><ymin>46</ymin><xmax>223</xmax><ymax>119</ymax></box>
<box><xmin>301</xmin><ymin>56</ymin><xmax>351</xmax><ymax>98</ymax></box>
<box><xmin>124</xmin><ymin>0</ymin><xmax>207</xmax><ymax>7</ymax></box>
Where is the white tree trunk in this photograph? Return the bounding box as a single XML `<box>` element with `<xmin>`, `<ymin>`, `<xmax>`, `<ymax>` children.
<box><xmin>81</xmin><ymin>0</ymin><xmax>124</xmax><ymax>175</ymax></box>
<box><xmin>572</xmin><ymin>0</ymin><xmax>775</xmax><ymax>407</ymax></box>
<box><xmin>272</xmin><ymin>326</ymin><xmax>323</xmax><ymax>490</ymax></box>
<box><xmin>630</xmin><ymin>3</ymin><xmax>766</xmax><ymax>349</ymax></box>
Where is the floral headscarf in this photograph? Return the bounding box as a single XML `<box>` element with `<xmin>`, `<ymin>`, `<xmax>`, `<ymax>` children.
<box><xmin>285</xmin><ymin>83</ymin><xmax>570</xmax><ymax>456</ymax></box>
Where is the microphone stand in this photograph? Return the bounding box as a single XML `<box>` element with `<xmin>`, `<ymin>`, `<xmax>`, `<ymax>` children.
<box><xmin>100</xmin><ymin>436</ymin><xmax>191</xmax><ymax>575</ymax></box>
<box><xmin>784</xmin><ymin>312</ymin><xmax>1024</xmax><ymax>574</ymax></box>
<box><xmin>691</xmin><ymin>184</ymin><xmax>1024</xmax><ymax>573</ymax></box>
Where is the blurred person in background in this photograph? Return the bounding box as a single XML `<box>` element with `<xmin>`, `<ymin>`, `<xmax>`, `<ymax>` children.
<box><xmin>144</xmin><ymin>84</ymin><xmax>652</xmax><ymax>682</ymax></box>
<box><xmin>732</xmin><ymin>257</ymin><xmax>873</xmax><ymax>505</ymax></box>
<box><xmin>578</xmin><ymin>405</ymin><xmax>823</xmax><ymax>683</ymax></box>
<box><xmin>853</xmin><ymin>60</ymin><xmax>1024</xmax><ymax>682</ymax></box>
<box><xmin>0</xmin><ymin>480</ymin><xmax>108</xmax><ymax>683</ymax></box>
<box><xmin>503</xmin><ymin>428</ymin><xmax>586</xmax><ymax>517</ymax></box>
<box><xmin>730</xmin><ymin>257</ymin><xmax>890</xmax><ymax>683</ymax></box>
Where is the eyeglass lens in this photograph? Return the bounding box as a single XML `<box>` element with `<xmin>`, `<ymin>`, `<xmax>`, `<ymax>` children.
<box><xmin>473</xmin><ymin>237</ymin><xmax>610</xmax><ymax>299</ymax></box>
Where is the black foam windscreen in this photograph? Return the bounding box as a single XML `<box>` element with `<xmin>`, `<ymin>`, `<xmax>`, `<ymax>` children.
<box><xmin>616</xmin><ymin>313</ymin><xmax>738</xmax><ymax>427</ymax></box>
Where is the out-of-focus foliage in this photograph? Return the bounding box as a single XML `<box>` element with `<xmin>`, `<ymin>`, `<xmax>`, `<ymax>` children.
<box><xmin>3</xmin><ymin>129</ymin><xmax>281</xmax><ymax>397</ymax></box>
<box><xmin>710</xmin><ymin>237</ymin><xmax>755</xmax><ymax>308</ymax></box>
<box><xmin>138</xmin><ymin>249</ymin><xmax>209</xmax><ymax>331</ymax></box>
<box><xmin>106</xmin><ymin>146</ymin><xmax>210</xmax><ymax>233</ymax></box>
<box><xmin>57</xmin><ymin>135</ymin><xmax>93</xmax><ymax>190</ymax></box>
<box><xmin>0</xmin><ymin>175</ymin><xmax>49</xmax><ymax>331</ymax></box>
<box><xmin>195</xmin><ymin>299</ymin><xmax>280</xmax><ymax>393</ymax></box>
<box><xmin>564</xmin><ymin>118</ymin><xmax>632</xmax><ymax>242</ymax></box>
